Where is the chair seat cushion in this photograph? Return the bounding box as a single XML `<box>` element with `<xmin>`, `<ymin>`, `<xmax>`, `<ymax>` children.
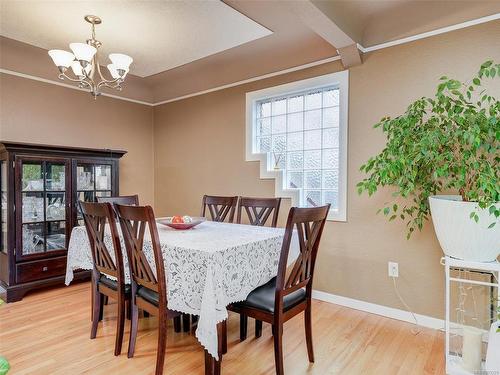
<box><xmin>235</xmin><ymin>277</ymin><xmax>306</xmax><ymax>313</ymax></box>
<box><xmin>99</xmin><ymin>275</ymin><xmax>131</xmax><ymax>295</ymax></box>
<box><xmin>137</xmin><ymin>286</ymin><xmax>159</xmax><ymax>306</ymax></box>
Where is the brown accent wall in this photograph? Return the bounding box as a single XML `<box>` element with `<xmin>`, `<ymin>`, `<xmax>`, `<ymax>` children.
<box><xmin>0</xmin><ymin>74</ymin><xmax>155</xmax><ymax>205</ymax></box>
<box><xmin>153</xmin><ymin>21</ymin><xmax>500</xmax><ymax>318</ymax></box>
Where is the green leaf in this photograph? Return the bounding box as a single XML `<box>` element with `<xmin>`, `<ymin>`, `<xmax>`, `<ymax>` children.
<box><xmin>488</xmin><ymin>222</ymin><xmax>496</xmax><ymax>229</ymax></box>
<box><xmin>473</xmin><ymin>78</ymin><xmax>481</xmax><ymax>85</ymax></box>
<box><xmin>481</xmin><ymin>61</ymin><xmax>493</xmax><ymax>69</ymax></box>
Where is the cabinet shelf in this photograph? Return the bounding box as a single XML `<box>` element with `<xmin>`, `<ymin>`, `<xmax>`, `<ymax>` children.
<box><xmin>22</xmin><ymin>190</ymin><xmax>66</xmax><ymax>193</ymax></box>
<box><xmin>22</xmin><ymin>219</ymin><xmax>66</xmax><ymax>225</ymax></box>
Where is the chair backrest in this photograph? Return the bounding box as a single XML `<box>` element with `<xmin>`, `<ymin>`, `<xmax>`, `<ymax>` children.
<box><xmin>275</xmin><ymin>205</ymin><xmax>330</xmax><ymax>302</ymax></box>
<box><xmin>201</xmin><ymin>195</ymin><xmax>238</xmax><ymax>223</ymax></box>
<box><xmin>115</xmin><ymin>204</ymin><xmax>166</xmax><ymax>304</ymax></box>
<box><xmin>97</xmin><ymin>195</ymin><xmax>139</xmax><ymax>216</ymax></box>
<box><xmin>237</xmin><ymin>197</ymin><xmax>281</xmax><ymax>227</ymax></box>
<box><xmin>80</xmin><ymin>201</ymin><xmax>124</xmax><ymax>283</ymax></box>
<box><xmin>97</xmin><ymin>194</ymin><xmax>139</xmax><ymax>206</ymax></box>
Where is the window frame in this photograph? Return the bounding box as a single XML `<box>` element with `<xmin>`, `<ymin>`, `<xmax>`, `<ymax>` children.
<box><xmin>245</xmin><ymin>70</ymin><xmax>349</xmax><ymax>222</ymax></box>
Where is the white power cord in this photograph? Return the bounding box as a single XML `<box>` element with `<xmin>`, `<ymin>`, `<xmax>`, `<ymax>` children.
<box><xmin>391</xmin><ymin>276</ymin><xmax>421</xmax><ymax>335</ymax></box>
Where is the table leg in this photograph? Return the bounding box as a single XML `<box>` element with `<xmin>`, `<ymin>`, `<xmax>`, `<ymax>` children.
<box><xmin>204</xmin><ymin>321</ymin><xmax>225</xmax><ymax>375</ymax></box>
<box><xmin>222</xmin><ymin>320</ymin><xmax>227</xmax><ymax>354</ymax></box>
<box><xmin>183</xmin><ymin>313</ymin><xmax>191</xmax><ymax>332</ymax></box>
<box><xmin>204</xmin><ymin>349</ymin><xmax>214</xmax><ymax>375</ymax></box>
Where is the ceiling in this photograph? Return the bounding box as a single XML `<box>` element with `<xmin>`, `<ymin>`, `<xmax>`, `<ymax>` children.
<box><xmin>0</xmin><ymin>0</ymin><xmax>272</xmax><ymax>77</ymax></box>
<box><xmin>1</xmin><ymin>0</ymin><xmax>499</xmax><ymax>103</ymax></box>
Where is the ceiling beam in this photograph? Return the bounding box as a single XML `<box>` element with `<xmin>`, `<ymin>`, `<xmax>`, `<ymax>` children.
<box><xmin>337</xmin><ymin>44</ymin><xmax>362</xmax><ymax>69</ymax></box>
<box><xmin>285</xmin><ymin>0</ymin><xmax>355</xmax><ymax>50</ymax></box>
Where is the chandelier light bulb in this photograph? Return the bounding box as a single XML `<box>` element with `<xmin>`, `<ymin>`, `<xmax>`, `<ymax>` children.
<box><xmin>71</xmin><ymin>61</ymin><xmax>90</xmax><ymax>77</ymax></box>
<box><xmin>69</xmin><ymin>42</ymin><xmax>97</xmax><ymax>63</ymax></box>
<box><xmin>107</xmin><ymin>64</ymin><xmax>128</xmax><ymax>79</ymax></box>
<box><xmin>109</xmin><ymin>53</ymin><xmax>133</xmax><ymax>71</ymax></box>
<box><xmin>48</xmin><ymin>50</ymin><xmax>75</xmax><ymax>68</ymax></box>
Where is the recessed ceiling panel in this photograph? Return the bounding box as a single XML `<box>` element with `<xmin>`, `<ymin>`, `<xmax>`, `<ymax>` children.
<box><xmin>0</xmin><ymin>0</ymin><xmax>272</xmax><ymax>77</ymax></box>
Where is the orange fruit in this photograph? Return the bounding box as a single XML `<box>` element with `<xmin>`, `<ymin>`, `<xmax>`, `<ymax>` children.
<box><xmin>171</xmin><ymin>216</ymin><xmax>184</xmax><ymax>224</ymax></box>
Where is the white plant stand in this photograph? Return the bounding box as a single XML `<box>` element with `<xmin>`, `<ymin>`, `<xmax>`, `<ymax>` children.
<box><xmin>444</xmin><ymin>256</ymin><xmax>500</xmax><ymax>374</ymax></box>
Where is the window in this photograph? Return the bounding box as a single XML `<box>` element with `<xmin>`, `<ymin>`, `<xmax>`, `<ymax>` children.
<box><xmin>246</xmin><ymin>71</ymin><xmax>348</xmax><ymax>221</ymax></box>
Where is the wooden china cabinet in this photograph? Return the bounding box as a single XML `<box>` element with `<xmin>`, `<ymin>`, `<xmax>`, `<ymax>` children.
<box><xmin>0</xmin><ymin>142</ymin><xmax>126</xmax><ymax>302</ymax></box>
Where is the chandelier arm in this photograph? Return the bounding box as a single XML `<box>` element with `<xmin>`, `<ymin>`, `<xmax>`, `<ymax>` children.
<box><xmin>101</xmin><ymin>77</ymin><xmax>122</xmax><ymax>86</ymax></box>
<box><xmin>80</xmin><ymin>78</ymin><xmax>93</xmax><ymax>89</ymax></box>
<box><xmin>59</xmin><ymin>72</ymin><xmax>86</xmax><ymax>83</ymax></box>
<box><xmin>96</xmin><ymin>80</ymin><xmax>122</xmax><ymax>92</ymax></box>
<box><xmin>104</xmin><ymin>82</ymin><xmax>122</xmax><ymax>89</ymax></box>
<box><xmin>82</xmin><ymin>62</ymin><xmax>93</xmax><ymax>81</ymax></box>
<box><xmin>96</xmin><ymin>62</ymin><xmax>123</xmax><ymax>85</ymax></box>
<box><xmin>96</xmin><ymin>61</ymin><xmax>106</xmax><ymax>82</ymax></box>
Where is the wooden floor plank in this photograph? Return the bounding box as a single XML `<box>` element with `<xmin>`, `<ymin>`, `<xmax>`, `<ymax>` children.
<box><xmin>0</xmin><ymin>282</ymin><xmax>445</xmax><ymax>374</ymax></box>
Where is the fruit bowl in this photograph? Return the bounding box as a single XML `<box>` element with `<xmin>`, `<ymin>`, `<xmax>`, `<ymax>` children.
<box><xmin>157</xmin><ymin>216</ymin><xmax>206</xmax><ymax>230</ymax></box>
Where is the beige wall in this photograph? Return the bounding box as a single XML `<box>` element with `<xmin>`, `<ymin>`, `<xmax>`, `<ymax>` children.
<box><xmin>1</xmin><ymin>20</ymin><xmax>498</xmax><ymax>318</ymax></box>
<box><xmin>0</xmin><ymin>74</ymin><xmax>155</xmax><ymax>205</ymax></box>
<box><xmin>153</xmin><ymin>21</ymin><xmax>500</xmax><ymax>319</ymax></box>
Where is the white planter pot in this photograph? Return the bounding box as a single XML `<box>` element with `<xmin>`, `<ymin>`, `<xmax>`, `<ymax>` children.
<box><xmin>428</xmin><ymin>195</ymin><xmax>500</xmax><ymax>262</ymax></box>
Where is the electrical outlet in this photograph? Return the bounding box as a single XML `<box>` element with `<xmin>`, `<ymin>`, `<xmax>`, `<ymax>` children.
<box><xmin>388</xmin><ymin>262</ymin><xmax>399</xmax><ymax>277</ymax></box>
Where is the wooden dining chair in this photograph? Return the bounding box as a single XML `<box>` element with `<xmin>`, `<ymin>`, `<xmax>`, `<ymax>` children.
<box><xmin>80</xmin><ymin>201</ymin><xmax>130</xmax><ymax>356</ymax></box>
<box><xmin>201</xmin><ymin>195</ymin><xmax>238</xmax><ymax>223</ymax></box>
<box><xmin>236</xmin><ymin>197</ymin><xmax>281</xmax><ymax>339</ymax></box>
<box><xmin>97</xmin><ymin>195</ymin><xmax>139</xmax><ymax>215</ymax></box>
<box><xmin>228</xmin><ymin>205</ymin><xmax>330</xmax><ymax>375</ymax></box>
<box><xmin>97</xmin><ymin>195</ymin><xmax>184</xmax><ymax>329</ymax></box>
<box><xmin>236</xmin><ymin>197</ymin><xmax>281</xmax><ymax>227</ymax></box>
<box><xmin>115</xmin><ymin>204</ymin><xmax>182</xmax><ymax>375</ymax></box>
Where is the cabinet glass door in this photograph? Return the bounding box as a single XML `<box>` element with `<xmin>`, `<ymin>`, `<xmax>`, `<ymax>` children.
<box><xmin>17</xmin><ymin>158</ymin><xmax>69</xmax><ymax>259</ymax></box>
<box><xmin>75</xmin><ymin>162</ymin><xmax>112</xmax><ymax>226</ymax></box>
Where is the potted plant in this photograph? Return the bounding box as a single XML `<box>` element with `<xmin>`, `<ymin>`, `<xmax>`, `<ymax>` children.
<box><xmin>357</xmin><ymin>61</ymin><xmax>499</xmax><ymax>261</ymax></box>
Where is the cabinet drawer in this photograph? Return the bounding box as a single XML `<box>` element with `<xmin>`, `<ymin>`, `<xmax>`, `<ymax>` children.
<box><xmin>16</xmin><ymin>256</ymin><xmax>67</xmax><ymax>284</ymax></box>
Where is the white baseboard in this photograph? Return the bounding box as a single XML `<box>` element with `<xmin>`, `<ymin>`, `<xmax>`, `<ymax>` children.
<box><xmin>312</xmin><ymin>289</ymin><xmax>444</xmax><ymax>331</ymax></box>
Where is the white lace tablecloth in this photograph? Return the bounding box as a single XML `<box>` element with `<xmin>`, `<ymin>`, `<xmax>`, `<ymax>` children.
<box><xmin>65</xmin><ymin>220</ymin><xmax>298</xmax><ymax>359</ymax></box>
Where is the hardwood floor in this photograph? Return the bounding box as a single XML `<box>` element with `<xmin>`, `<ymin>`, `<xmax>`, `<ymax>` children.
<box><xmin>0</xmin><ymin>282</ymin><xmax>445</xmax><ymax>375</ymax></box>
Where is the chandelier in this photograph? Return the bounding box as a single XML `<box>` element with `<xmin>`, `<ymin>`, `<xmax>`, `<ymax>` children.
<box><xmin>48</xmin><ymin>15</ymin><xmax>133</xmax><ymax>99</ymax></box>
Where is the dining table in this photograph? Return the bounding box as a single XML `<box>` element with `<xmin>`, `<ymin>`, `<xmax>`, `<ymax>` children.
<box><xmin>65</xmin><ymin>219</ymin><xmax>299</xmax><ymax>375</ymax></box>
